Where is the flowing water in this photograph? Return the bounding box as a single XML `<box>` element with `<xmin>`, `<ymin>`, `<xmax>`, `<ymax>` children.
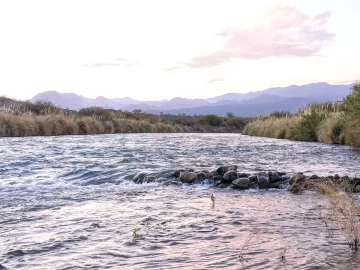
<box><xmin>1</xmin><ymin>134</ymin><xmax>360</xmax><ymax>269</ymax></box>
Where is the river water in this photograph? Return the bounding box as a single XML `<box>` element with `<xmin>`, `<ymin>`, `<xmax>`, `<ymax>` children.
<box><xmin>1</xmin><ymin>134</ymin><xmax>360</xmax><ymax>269</ymax></box>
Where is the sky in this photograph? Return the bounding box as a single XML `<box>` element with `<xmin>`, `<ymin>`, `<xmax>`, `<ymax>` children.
<box><xmin>0</xmin><ymin>0</ymin><xmax>359</xmax><ymax>101</ymax></box>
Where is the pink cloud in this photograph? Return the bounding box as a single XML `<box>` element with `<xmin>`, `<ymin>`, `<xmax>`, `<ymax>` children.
<box><xmin>185</xmin><ymin>4</ymin><xmax>334</xmax><ymax>68</ymax></box>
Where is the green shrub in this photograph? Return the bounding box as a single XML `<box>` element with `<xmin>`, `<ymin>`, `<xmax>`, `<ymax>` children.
<box><xmin>200</xmin><ymin>114</ymin><xmax>223</xmax><ymax>126</ymax></box>
<box><xmin>293</xmin><ymin>111</ymin><xmax>325</xmax><ymax>141</ymax></box>
<box><xmin>344</xmin><ymin>83</ymin><xmax>360</xmax><ymax>147</ymax></box>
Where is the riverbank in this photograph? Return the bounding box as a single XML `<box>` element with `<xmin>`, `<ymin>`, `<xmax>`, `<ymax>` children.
<box><xmin>0</xmin><ymin>97</ymin><xmax>249</xmax><ymax>137</ymax></box>
<box><xmin>243</xmin><ymin>83</ymin><xmax>360</xmax><ymax>147</ymax></box>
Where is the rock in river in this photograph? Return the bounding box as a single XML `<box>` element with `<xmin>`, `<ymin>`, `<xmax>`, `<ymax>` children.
<box><xmin>216</xmin><ymin>165</ymin><xmax>238</xmax><ymax>175</ymax></box>
<box><xmin>289</xmin><ymin>173</ymin><xmax>306</xmax><ymax>185</ymax></box>
<box><xmin>222</xmin><ymin>170</ymin><xmax>238</xmax><ymax>182</ymax></box>
<box><xmin>232</xmin><ymin>178</ymin><xmax>249</xmax><ymax>189</ymax></box>
<box><xmin>269</xmin><ymin>171</ymin><xmax>282</xmax><ymax>183</ymax></box>
<box><xmin>133</xmin><ymin>172</ymin><xmax>148</xmax><ymax>184</ymax></box>
<box><xmin>196</xmin><ymin>171</ymin><xmax>207</xmax><ymax>181</ymax></box>
<box><xmin>180</xmin><ymin>172</ymin><xmax>197</xmax><ymax>183</ymax></box>
<box><xmin>257</xmin><ymin>172</ymin><xmax>269</xmax><ymax>189</ymax></box>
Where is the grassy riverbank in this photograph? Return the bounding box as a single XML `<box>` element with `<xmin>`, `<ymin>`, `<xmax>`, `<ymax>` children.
<box><xmin>243</xmin><ymin>83</ymin><xmax>360</xmax><ymax>147</ymax></box>
<box><xmin>0</xmin><ymin>97</ymin><xmax>249</xmax><ymax>137</ymax></box>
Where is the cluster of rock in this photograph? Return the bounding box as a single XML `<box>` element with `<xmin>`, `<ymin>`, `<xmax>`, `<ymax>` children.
<box><xmin>127</xmin><ymin>165</ymin><xmax>360</xmax><ymax>193</ymax></box>
<box><xmin>175</xmin><ymin>165</ymin><xmax>290</xmax><ymax>190</ymax></box>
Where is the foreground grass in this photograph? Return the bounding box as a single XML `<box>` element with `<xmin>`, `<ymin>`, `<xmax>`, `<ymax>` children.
<box><xmin>243</xmin><ymin>83</ymin><xmax>360</xmax><ymax>147</ymax></box>
<box><xmin>0</xmin><ymin>98</ymin><xmax>249</xmax><ymax>137</ymax></box>
<box><xmin>315</xmin><ymin>182</ymin><xmax>360</xmax><ymax>251</ymax></box>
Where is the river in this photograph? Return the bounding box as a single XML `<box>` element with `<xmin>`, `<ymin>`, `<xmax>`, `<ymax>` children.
<box><xmin>1</xmin><ymin>134</ymin><xmax>360</xmax><ymax>269</ymax></box>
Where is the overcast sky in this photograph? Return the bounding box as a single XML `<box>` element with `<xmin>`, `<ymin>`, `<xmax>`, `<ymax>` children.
<box><xmin>0</xmin><ymin>0</ymin><xmax>359</xmax><ymax>101</ymax></box>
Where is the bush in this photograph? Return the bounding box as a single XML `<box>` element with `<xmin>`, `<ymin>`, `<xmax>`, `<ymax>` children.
<box><xmin>269</xmin><ymin>111</ymin><xmax>292</xmax><ymax>118</ymax></box>
<box><xmin>293</xmin><ymin>111</ymin><xmax>325</xmax><ymax>141</ymax></box>
<box><xmin>316</xmin><ymin>113</ymin><xmax>346</xmax><ymax>144</ymax></box>
<box><xmin>344</xmin><ymin>83</ymin><xmax>360</xmax><ymax>147</ymax></box>
<box><xmin>200</xmin><ymin>114</ymin><xmax>223</xmax><ymax>126</ymax></box>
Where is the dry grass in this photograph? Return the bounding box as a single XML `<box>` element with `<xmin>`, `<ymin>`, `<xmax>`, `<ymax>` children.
<box><xmin>315</xmin><ymin>182</ymin><xmax>360</xmax><ymax>251</ymax></box>
<box><xmin>243</xmin><ymin>116</ymin><xmax>302</xmax><ymax>140</ymax></box>
<box><xmin>0</xmin><ymin>111</ymin><xmax>187</xmax><ymax>137</ymax></box>
<box><xmin>238</xmin><ymin>228</ymin><xmax>268</xmax><ymax>264</ymax></box>
<box><xmin>316</xmin><ymin>112</ymin><xmax>346</xmax><ymax>144</ymax></box>
<box><xmin>243</xmin><ymin>105</ymin><xmax>347</xmax><ymax>144</ymax></box>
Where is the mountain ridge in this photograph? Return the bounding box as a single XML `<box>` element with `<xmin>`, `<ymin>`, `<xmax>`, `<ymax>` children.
<box><xmin>30</xmin><ymin>82</ymin><xmax>353</xmax><ymax>117</ymax></box>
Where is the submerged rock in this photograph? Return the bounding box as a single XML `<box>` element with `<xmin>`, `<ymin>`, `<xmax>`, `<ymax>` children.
<box><xmin>179</xmin><ymin>172</ymin><xmax>197</xmax><ymax>183</ymax></box>
<box><xmin>213</xmin><ymin>175</ymin><xmax>223</xmax><ymax>181</ymax></box>
<box><xmin>144</xmin><ymin>176</ymin><xmax>156</xmax><ymax>183</ymax></box>
<box><xmin>133</xmin><ymin>172</ymin><xmax>148</xmax><ymax>184</ymax></box>
<box><xmin>232</xmin><ymin>178</ymin><xmax>249</xmax><ymax>189</ymax></box>
<box><xmin>218</xmin><ymin>183</ymin><xmax>230</xmax><ymax>189</ymax></box>
<box><xmin>269</xmin><ymin>182</ymin><xmax>282</xmax><ymax>188</ymax></box>
<box><xmin>169</xmin><ymin>169</ymin><xmax>184</xmax><ymax>178</ymax></box>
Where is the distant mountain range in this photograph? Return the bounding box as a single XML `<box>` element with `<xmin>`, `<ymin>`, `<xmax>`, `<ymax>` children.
<box><xmin>31</xmin><ymin>82</ymin><xmax>353</xmax><ymax>117</ymax></box>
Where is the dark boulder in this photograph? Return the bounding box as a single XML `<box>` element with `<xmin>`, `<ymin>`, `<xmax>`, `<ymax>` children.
<box><xmin>213</xmin><ymin>175</ymin><xmax>223</xmax><ymax>181</ymax></box>
<box><xmin>218</xmin><ymin>183</ymin><xmax>231</xmax><ymax>189</ymax></box>
<box><xmin>237</xmin><ymin>172</ymin><xmax>250</xmax><ymax>178</ymax></box>
<box><xmin>248</xmin><ymin>175</ymin><xmax>258</xmax><ymax>183</ymax></box>
<box><xmin>222</xmin><ymin>170</ymin><xmax>238</xmax><ymax>182</ymax></box>
<box><xmin>232</xmin><ymin>178</ymin><xmax>250</xmax><ymax>189</ymax></box>
<box><xmin>269</xmin><ymin>171</ymin><xmax>282</xmax><ymax>183</ymax></box>
<box><xmin>269</xmin><ymin>182</ymin><xmax>282</xmax><ymax>188</ymax></box>
<box><xmin>216</xmin><ymin>165</ymin><xmax>238</xmax><ymax>175</ymax></box>
<box><xmin>257</xmin><ymin>172</ymin><xmax>269</xmax><ymax>189</ymax></box>
<box><xmin>196</xmin><ymin>171</ymin><xmax>207</xmax><ymax>181</ymax></box>
<box><xmin>179</xmin><ymin>172</ymin><xmax>197</xmax><ymax>183</ymax></box>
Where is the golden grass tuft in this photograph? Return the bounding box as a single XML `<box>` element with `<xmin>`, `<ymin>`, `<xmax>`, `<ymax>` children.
<box><xmin>243</xmin><ymin>116</ymin><xmax>302</xmax><ymax>140</ymax></box>
<box><xmin>316</xmin><ymin>112</ymin><xmax>346</xmax><ymax>144</ymax></box>
<box><xmin>315</xmin><ymin>182</ymin><xmax>360</xmax><ymax>250</ymax></box>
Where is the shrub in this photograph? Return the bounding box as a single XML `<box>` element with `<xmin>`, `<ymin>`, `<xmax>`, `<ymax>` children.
<box><xmin>200</xmin><ymin>114</ymin><xmax>223</xmax><ymax>126</ymax></box>
<box><xmin>293</xmin><ymin>111</ymin><xmax>325</xmax><ymax>141</ymax></box>
<box><xmin>344</xmin><ymin>83</ymin><xmax>360</xmax><ymax>147</ymax></box>
<box><xmin>316</xmin><ymin>113</ymin><xmax>346</xmax><ymax>144</ymax></box>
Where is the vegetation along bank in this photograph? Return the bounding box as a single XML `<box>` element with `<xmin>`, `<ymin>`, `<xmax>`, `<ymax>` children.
<box><xmin>243</xmin><ymin>83</ymin><xmax>360</xmax><ymax>148</ymax></box>
<box><xmin>0</xmin><ymin>97</ymin><xmax>249</xmax><ymax>137</ymax></box>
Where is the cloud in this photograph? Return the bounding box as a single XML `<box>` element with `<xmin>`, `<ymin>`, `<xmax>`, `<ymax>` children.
<box><xmin>181</xmin><ymin>4</ymin><xmax>335</xmax><ymax>68</ymax></box>
<box><xmin>206</xmin><ymin>77</ymin><xmax>225</xmax><ymax>84</ymax></box>
<box><xmin>313</xmin><ymin>11</ymin><xmax>332</xmax><ymax>26</ymax></box>
<box><xmin>81</xmin><ymin>58</ymin><xmax>139</xmax><ymax>68</ymax></box>
<box><xmin>163</xmin><ymin>65</ymin><xmax>182</xmax><ymax>72</ymax></box>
